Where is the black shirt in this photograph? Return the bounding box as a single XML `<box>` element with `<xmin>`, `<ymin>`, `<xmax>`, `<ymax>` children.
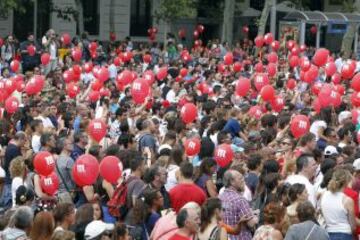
<box><xmin>4</xmin><ymin>143</ymin><xmax>21</xmax><ymax>184</ymax></box>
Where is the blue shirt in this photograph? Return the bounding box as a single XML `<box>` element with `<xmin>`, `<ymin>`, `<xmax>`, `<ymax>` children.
<box><xmin>73</xmin><ymin>116</ymin><xmax>81</xmax><ymax>133</ymax></box>
<box><xmin>223</xmin><ymin>118</ymin><xmax>241</xmax><ymax>138</ymax></box>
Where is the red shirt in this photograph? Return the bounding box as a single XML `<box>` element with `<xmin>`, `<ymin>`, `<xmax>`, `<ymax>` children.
<box><xmin>344</xmin><ymin>187</ymin><xmax>360</xmax><ymax>235</ymax></box>
<box><xmin>169</xmin><ymin>183</ymin><xmax>206</xmax><ymax>213</ymax></box>
<box><xmin>169</xmin><ymin>233</ymin><xmax>192</xmax><ymax>240</ymax></box>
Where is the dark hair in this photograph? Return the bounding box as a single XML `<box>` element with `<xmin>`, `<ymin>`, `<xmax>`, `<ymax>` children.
<box><xmin>296</xmin><ymin>201</ymin><xmax>316</xmax><ymax>222</ymax></box>
<box><xmin>288</xmin><ymin>183</ymin><xmax>306</xmax><ymax>202</ymax></box>
<box><xmin>299</xmin><ymin>133</ymin><xmax>315</xmax><ymax>147</ymax></box>
<box><xmin>75</xmin><ymin>203</ymin><xmax>93</xmax><ymax>226</ymax></box>
<box><xmin>40</xmin><ymin>133</ymin><xmax>55</xmax><ymax>147</ymax></box>
<box><xmin>247</xmin><ymin>154</ymin><xmax>262</xmax><ymax>170</ymax></box>
<box><xmin>53</xmin><ymin>203</ymin><xmax>75</xmax><ymax>224</ymax></box>
<box><xmin>143</xmin><ymin>164</ymin><xmax>161</xmax><ymax>183</ymax></box>
<box><xmin>199</xmin><ymin>137</ymin><xmax>215</xmax><ymax>159</ymax></box>
<box><xmin>73</xmin><ymin>131</ymin><xmax>85</xmax><ymax>143</ymax></box>
<box><xmin>180</xmin><ymin>161</ymin><xmax>193</xmax><ymax>179</ymax></box>
<box><xmin>296</xmin><ymin>153</ymin><xmax>314</xmax><ymax>173</ymax></box>
<box><xmin>170</xmin><ymin>147</ymin><xmax>184</xmax><ymax>166</ymax></box>
<box><xmin>176</xmin><ymin>209</ymin><xmax>188</xmax><ymax>228</ymax></box>
<box><xmin>261</xmin><ymin>114</ymin><xmax>277</xmax><ymax>128</ymax></box>
<box><xmin>15</xmin><ymin>185</ymin><xmax>34</xmax><ymax>205</ymax></box>
<box><xmin>112</xmin><ymin>223</ymin><xmax>128</xmax><ymax>239</ymax></box>
<box><xmin>200</xmin><ymin>198</ymin><xmax>222</xmax><ymax>232</ymax></box>
<box><xmin>320</xmin><ymin>158</ymin><xmax>336</xmax><ymax>175</ymax></box>
<box><xmin>130</xmin><ymin>155</ymin><xmax>144</xmax><ymax>171</ymax></box>
<box><xmin>262</xmin><ymin>159</ymin><xmax>279</xmax><ymax>174</ymax></box>
<box><xmin>199</xmin><ymin>157</ymin><xmax>216</xmax><ymax>176</ymax></box>
<box><xmin>30</xmin><ymin>119</ymin><xmax>42</xmax><ymax>132</ymax></box>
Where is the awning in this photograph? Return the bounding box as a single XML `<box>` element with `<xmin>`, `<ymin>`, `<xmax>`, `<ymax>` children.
<box><xmin>284</xmin><ymin>10</ymin><xmax>360</xmax><ymax>24</ymax></box>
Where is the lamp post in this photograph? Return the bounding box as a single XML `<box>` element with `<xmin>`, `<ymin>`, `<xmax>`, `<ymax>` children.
<box><xmin>270</xmin><ymin>0</ymin><xmax>277</xmax><ymax>37</ymax></box>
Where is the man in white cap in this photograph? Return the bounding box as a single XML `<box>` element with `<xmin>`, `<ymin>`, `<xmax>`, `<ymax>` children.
<box><xmin>84</xmin><ymin>220</ymin><xmax>114</xmax><ymax>240</ymax></box>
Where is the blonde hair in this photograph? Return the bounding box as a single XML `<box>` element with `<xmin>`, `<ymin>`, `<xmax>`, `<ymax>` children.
<box><xmin>10</xmin><ymin>156</ymin><xmax>25</xmax><ymax>178</ymax></box>
<box><xmin>51</xmin><ymin>230</ymin><xmax>75</xmax><ymax>240</ymax></box>
<box><xmin>328</xmin><ymin>168</ymin><xmax>352</xmax><ymax>193</ymax></box>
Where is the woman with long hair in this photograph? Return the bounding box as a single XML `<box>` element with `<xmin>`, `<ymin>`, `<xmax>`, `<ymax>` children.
<box><xmin>198</xmin><ymin>198</ymin><xmax>227</xmax><ymax>240</ymax></box>
<box><xmin>320</xmin><ymin>168</ymin><xmax>356</xmax><ymax>240</ymax></box>
<box><xmin>287</xmin><ymin>183</ymin><xmax>308</xmax><ymax>224</ymax></box>
<box><xmin>29</xmin><ymin>211</ymin><xmax>55</xmax><ymax>240</ymax></box>
<box><xmin>195</xmin><ymin>157</ymin><xmax>218</xmax><ymax>197</ymax></box>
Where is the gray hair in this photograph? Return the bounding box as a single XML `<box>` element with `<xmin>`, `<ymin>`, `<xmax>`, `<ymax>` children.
<box><xmin>9</xmin><ymin>206</ymin><xmax>34</xmax><ymax>230</ymax></box>
<box><xmin>14</xmin><ymin>131</ymin><xmax>26</xmax><ymax>141</ymax></box>
<box><xmin>223</xmin><ymin>170</ymin><xmax>234</xmax><ymax>188</ymax></box>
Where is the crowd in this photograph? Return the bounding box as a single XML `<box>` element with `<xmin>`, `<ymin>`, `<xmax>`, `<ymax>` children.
<box><xmin>0</xmin><ymin>26</ymin><xmax>359</xmax><ymax>240</ymax></box>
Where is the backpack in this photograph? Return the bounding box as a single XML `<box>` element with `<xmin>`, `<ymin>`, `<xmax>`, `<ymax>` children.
<box><xmin>107</xmin><ymin>180</ymin><xmax>129</xmax><ymax>219</ymax></box>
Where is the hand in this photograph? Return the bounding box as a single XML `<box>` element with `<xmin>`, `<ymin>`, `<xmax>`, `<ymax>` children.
<box><xmin>238</xmin><ymin>214</ymin><xmax>253</xmax><ymax>224</ymax></box>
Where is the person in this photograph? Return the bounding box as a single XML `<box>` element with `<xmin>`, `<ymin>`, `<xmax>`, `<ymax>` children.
<box><xmin>53</xmin><ymin>203</ymin><xmax>76</xmax><ymax>232</ymax></box>
<box><xmin>93</xmin><ymin>201</ymin><xmax>104</xmax><ymax>221</ymax></box>
<box><xmin>138</xmin><ymin>119</ymin><xmax>157</xmax><ymax>159</ymax></box>
<box><xmin>112</xmin><ymin>223</ymin><xmax>130</xmax><ymax>240</ymax></box>
<box><xmin>126</xmin><ymin>154</ymin><xmax>146</xmax><ymax>209</ymax></box>
<box><xmin>168</xmin><ymin>207</ymin><xmax>201</xmax><ymax>240</ymax></box>
<box><xmin>297</xmin><ymin>133</ymin><xmax>317</xmax><ymax>155</ymax></box>
<box><xmin>285</xmin><ymin>201</ymin><xmax>329</xmax><ymax>240</ymax></box>
<box><xmin>245</xmin><ymin>153</ymin><xmax>262</xmax><ymax>195</ymax></box>
<box><xmin>0</xmin><ymin>206</ymin><xmax>34</xmax><ymax>240</ymax></box>
<box><xmin>20</xmin><ymin>33</ymin><xmax>40</xmax><ymax>72</ymax></box>
<box><xmin>29</xmin><ymin>211</ymin><xmax>55</xmax><ymax>240</ymax></box>
<box><xmin>9</xmin><ymin>156</ymin><xmax>26</xmax><ymax>207</ymax></box>
<box><xmin>55</xmin><ymin>137</ymin><xmax>76</xmax><ymax>204</ymax></box>
<box><xmin>42</xmin><ymin>29</ymin><xmax>58</xmax><ymax>75</ymax></box>
<box><xmin>73</xmin><ymin>203</ymin><xmax>94</xmax><ymax>240</ymax></box>
<box><xmin>198</xmin><ymin>198</ymin><xmax>227</xmax><ymax>240</ymax></box>
<box><xmin>1</xmin><ymin>35</ymin><xmax>16</xmax><ymax>66</ymax></box>
<box><xmin>286</xmin><ymin>183</ymin><xmax>308</xmax><ymax>224</ymax></box>
<box><xmin>195</xmin><ymin>157</ymin><xmax>218</xmax><ymax>197</ymax></box>
<box><xmin>320</xmin><ymin>168</ymin><xmax>356</xmax><ymax>240</ymax></box>
<box><xmin>71</xmin><ymin>132</ymin><xmax>88</xmax><ymax>161</ymax></box>
<box><xmin>253</xmin><ymin>202</ymin><xmax>285</xmax><ymax>240</ymax></box>
<box><xmin>169</xmin><ymin>162</ymin><xmax>206</xmax><ymax>213</ymax></box>
<box><xmin>84</xmin><ymin>220</ymin><xmax>114</xmax><ymax>240</ymax></box>
<box><xmin>285</xmin><ymin>154</ymin><xmax>317</xmax><ymax>206</ymax></box>
<box><xmin>30</xmin><ymin>119</ymin><xmax>43</xmax><ymax>153</ymax></box>
<box><xmin>219</xmin><ymin>169</ymin><xmax>258</xmax><ymax>240</ymax></box>
<box><xmin>51</xmin><ymin>230</ymin><xmax>76</xmax><ymax>240</ymax></box>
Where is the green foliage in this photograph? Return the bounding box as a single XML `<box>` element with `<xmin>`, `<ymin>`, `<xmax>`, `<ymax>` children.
<box><xmin>154</xmin><ymin>0</ymin><xmax>197</xmax><ymax>23</ymax></box>
<box><xmin>0</xmin><ymin>0</ymin><xmax>26</xmax><ymax>18</ymax></box>
<box><xmin>342</xmin><ymin>0</ymin><xmax>357</xmax><ymax>12</ymax></box>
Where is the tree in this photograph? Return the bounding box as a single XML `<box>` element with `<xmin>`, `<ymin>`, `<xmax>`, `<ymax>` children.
<box><xmin>154</xmin><ymin>0</ymin><xmax>197</xmax><ymax>45</ymax></box>
<box><xmin>0</xmin><ymin>0</ymin><xmax>25</xmax><ymax>18</ymax></box>
<box><xmin>221</xmin><ymin>0</ymin><xmax>235</xmax><ymax>45</ymax></box>
<box><xmin>341</xmin><ymin>0</ymin><xmax>360</xmax><ymax>58</ymax></box>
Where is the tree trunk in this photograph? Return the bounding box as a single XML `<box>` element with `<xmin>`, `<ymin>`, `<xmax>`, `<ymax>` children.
<box><xmin>340</xmin><ymin>0</ymin><xmax>360</xmax><ymax>58</ymax></box>
<box><xmin>257</xmin><ymin>0</ymin><xmax>271</xmax><ymax>37</ymax></box>
<box><xmin>75</xmin><ymin>0</ymin><xmax>84</xmax><ymax>35</ymax></box>
<box><xmin>109</xmin><ymin>0</ymin><xmax>115</xmax><ymax>34</ymax></box>
<box><xmin>221</xmin><ymin>0</ymin><xmax>235</xmax><ymax>46</ymax></box>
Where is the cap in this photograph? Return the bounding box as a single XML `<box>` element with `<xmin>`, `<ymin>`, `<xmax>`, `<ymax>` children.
<box><xmin>353</xmin><ymin>158</ymin><xmax>360</xmax><ymax>171</ymax></box>
<box><xmin>338</xmin><ymin>111</ymin><xmax>351</xmax><ymax>124</ymax></box>
<box><xmin>324</xmin><ymin>145</ymin><xmax>339</xmax><ymax>156</ymax></box>
<box><xmin>84</xmin><ymin>221</ymin><xmax>114</xmax><ymax>240</ymax></box>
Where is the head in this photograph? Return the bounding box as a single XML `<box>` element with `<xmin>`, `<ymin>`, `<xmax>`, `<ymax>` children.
<box><xmin>296</xmin><ymin>201</ymin><xmax>316</xmax><ymax>223</ymax></box>
<box><xmin>29</xmin><ymin>211</ymin><xmax>55</xmax><ymax>240</ymax></box>
<box><xmin>75</xmin><ymin>203</ymin><xmax>94</xmax><ymax>226</ymax></box>
<box><xmin>247</xmin><ymin>154</ymin><xmax>262</xmax><ymax>172</ymax></box>
<box><xmin>30</xmin><ymin>119</ymin><xmax>44</xmax><ymax>134</ymax></box>
<box><xmin>112</xmin><ymin>223</ymin><xmax>130</xmax><ymax>240</ymax></box>
<box><xmin>74</xmin><ymin>131</ymin><xmax>89</xmax><ymax>147</ymax></box>
<box><xmin>163</xmin><ymin>130</ymin><xmax>177</xmax><ymax>146</ymax></box>
<box><xmin>10</xmin><ymin>156</ymin><xmax>26</xmax><ymax>178</ymax></box>
<box><xmin>143</xmin><ymin>188</ymin><xmax>164</xmax><ymax>210</ymax></box>
<box><xmin>223</xmin><ymin>169</ymin><xmax>245</xmax><ymax>192</ymax></box>
<box><xmin>263</xmin><ymin>202</ymin><xmax>286</xmax><ymax>226</ymax></box>
<box><xmin>53</xmin><ymin>203</ymin><xmax>76</xmax><ymax>227</ymax></box>
<box><xmin>328</xmin><ymin>168</ymin><xmax>353</xmax><ymax>193</ymax></box>
<box><xmin>57</xmin><ymin>136</ymin><xmax>74</xmax><ymax>154</ymax></box>
<box><xmin>288</xmin><ymin>183</ymin><xmax>308</xmax><ymax>203</ymax></box>
<box><xmin>92</xmin><ymin>201</ymin><xmax>104</xmax><ymax>221</ymax></box>
<box><xmin>14</xmin><ymin>131</ymin><xmax>27</xmax><ymax>147</ymax></box>
<box><xmin>296</xmin><ymin>153</ymin><xmax>317</xmax><ymax>179</ymax></box>
<box><xmin>142</xmin><ymin>119</ymin><xmax>156</xmax><ymax>133</ymax></box>
<box><xmin>10</xmin><ymin>206</ymin><xmax>34</xmax><ymax>233</ymax></box>
<box><xmin>199</xmin><ymin>157</ymin><xmax>216</xmax><ymax>176</ymax></box>
<box><xmin>130</xmin><ymin>154</ymin><xmax>145</xmax><ymax>175</ymax></box>
<box><xmin>15</xmin><ymin>186</ymin><xmax>35</xmax><ymax>206</ymax></box>
<box><xmin>176</xmin><ymin>208</ymin><xmax>201</xmax><ymax>234</ymax></box>
<box><xmin>51</xmin><ymin>230</ymin><xmax>75</xmax><ymax>240</ymax></box>
<box><xmin>144</xmin><ymin>164</ymin><xmax>168</xmax><ymax>187</ymax></box>
<box><xmin>180</xmin><ymin>161</ymin><xmax>194</xmax><ymax>180</ymax></box>
<box><xmin>299</xmin><ymin>133</ymin><xmax>316</xmax><ymax>152</ymax></box>
<box><xmin>200</xmin><ymin>198</ymin><xmax>223</xmax><ymax>232</ymax></box>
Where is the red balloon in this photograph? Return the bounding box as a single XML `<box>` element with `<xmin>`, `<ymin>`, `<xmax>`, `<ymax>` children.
<box><xmin>89</xmin><ymin>42</ymin><xmax>98</xmax><ymax>52</ymax></box>
<box><xmin>254</xmin><ymin>73</ymin><xmax>269</xmax><ymax>91</ymax></box>
<box><xmin>224</xmin><ymin>52</ymin><xmax>233</xmax><ymax>65</ymax></box>
<box><xmin>312</xmin><ymin>98</ymin><xmax>321</xmax><ymax>113</ymax></box>
<box><xmin>99</xmin><ymin>88</ymin><xmax>110</xmax><ymax>97</ymax></box>
<box><xmin>352</xmin><ymin>109</ymin><xmax>360</xmax><ymax>124</ymax></box>
<box><xmin>66</xmin><ymin>82</ymin><xmax>80</xmax><ymax>99</ymax></box>
<box><xmin>342</xmin><ymin>62</ymin><xmax>355</xmax><ymax>79</ymax></box>
<box><xmin>332</xmin><ymin>73</ymin><xmax>342</xmax><ymax>84</ymax></box>
<box><xmin>334</xmin><ymin>84</ymin><xmax>345</xmax><ymax>96</ymax></box>
<box><xmin>249</xmin><ymin>105</ymin><xmax>263</xmax><ymax>119</ymax></box>
<box><xmin>267</xmin><ymin>63</ymin><xmax>277</xmax><ymax>77</ymax></box>
<box><xmin>271</xmin><ymin>41</ymin><xmax>280</xmax><ymax>51</ymax></box>
<box><xmin>311</xmin><ymin>82</ymin><xmax>323</xmax><ymax>96</ymax></box>
<box><xmin>289</xmin><ymin>55</ymin><xmax>299</xmax><ymax>68</ymax></box>
<box><xmin>131</xmin><ymin>78</ymin><xmax>150</xmax><ymax>104</ymax></box>
<box><xmin>63</xmin><ymin>69</ymin><xmax>74</xmax><ymax>83</ymax></box>
<box><xmin>61</xmin><ymin>33</ymin><xmax>71</xmax><ymax>45</ymax></box>
<box><xmin>291</xmin><ymin>46</ymin><xmax>300</xmax><ymax>56</ymax></box>
<box><xmin>84</xmin><ymin>62</ymin><xmax>93</xmax><ymax>73</ymax></box>
<box><xmin>351</xmin><ymin>92</ymin><xmax>360</xmax><ymax>107</ymax></box>
<box><xmin>242</xmin><ymin>26</ymin><xmax>249</xmax><ymax>33</ymax></box>
<box><xmin>300</xmin><ymin>57</ymin><xmax>311</xmax><ymax>71</ymax></box>
<box><xmin>100</xmin><ymin>156</ymin><xmax>122</xmax><ymax>184</ymax></box>
<box><xmin>235</xmin><ymin>77</ymin><xmax>251</xmax><ymax>97</ymax></box>
<box><xmin>197</xmin><ymin>24</ymin><xmax>205</xmax><ymax>33</ymax></box>
<box><xmin>98</xmin><ymin>67</ymin><xmax>109</xmax><ymax>82</ymax></box>
<box><xmin>113</xmin><ymin>57</ymin><xmax>121</xmax><ymax>66</ymax></box>
<box><xmin>90</xmin><ymin>80</ymin><xmax>102</xmax><ymax>92</ymax></box>
<box><xmin>267</xmin><ymin>52</ymin><xmax>278</xmax><ymax>63</ymax></box>
<box><xmin>193</xmin><ymin>30</ymin><xmax>199</xmax><ymax>39</ymax></box>
<box><xmin>178</xmin><ymin>28</ymin><xmax>186</xmax><ymax>39</ymax></box>
<box><xmin>34</xmin><ymin>151</ymin><xmax>55</xmax><ymax>176</ymax></box>
<box><xmin>5</xmin><ymin>96</ymin><xmax>19</xmax><ymax>114</ymax></box>
<box><xmin>180</xmin><ymin>103</ymin><xmax>197</xmax><ymax>124</ymax></box>
<box><xmin>271</xmin><ymin>95</ymin><xmax>285</xmax><ymax>112</ymax></box>
<box><xmin>72</xmin><ymin>48</ymin><xmax>82</xmax><ymax>62</ymax></box>
<box><xmin>41</xmin><ymin>53</ymin><xmax>50</xmax><ymax>65</ymax></box>
<box><xmin>180</xmin><ymin>68</ymin><xmax>188</xmax><ymax>77</ymax></box>
<box><xmin>233</xmin><ymin>62</ymin><xmax>242</xmax><ymax>72</ymax></box>
<box><xmin>88</xmin><ymin>119</ymin><xmax>107</xmax><ymax>142</ymax></box>
<box><xmin>352</xmin><ymin>73</ymin><xmax>360</xmax><ymax>91</ymax></box>
<box><xmin>123</xmin><ymin>51</ymin><xmax>133</xmax><ymax>62</ymax></box>
<box><xmin>10</xmin><ymin>60</ymin><xmax>20</xmax><ymax>72</ymax></box>
<box><xmin>287</xmin><ymin>78</ymin><xmax>296</xmax><ymax>90</ymax></box>
<box><xmin>313</xmin><ymin>48</ymin><xmax>329</xmax><ymax>67</ymax></box>
<box><xmin>300</xmin><ymin>44</ymin><xmax>307</xmax><ymax>52</ymax></box>
<box><xmin>73</xmin><ymin>154</ymin><xmax>99</xmax><ymax>186</ymax></box>
<box><xmin>143</xmin><ymin>70</ymin><xmax>155</xmax><ymax>85</ymax></box>
<box><xmin>40</xmin><ymin>172</ymin><xmax>59</xmax><ymax>196</ymax></box>
<box><xmin>264</xmin><ymin>33</ymin><xmax>274</xmax><ymax>45</ymax></box>
<box><xmin>290</xmin><ymin>115</ymin><xmax>310</xmax><ymax>139</ymax></box>
<box><xmin>286</xmin><ymin>40</ymin><xmax>295</xmax><ymax>50</ymax></box>
<box><xmin>184</xmin><ymin>138</ymin><xmax>201</xmax><ymax>156</ymax></box>
<box><xmin>5</xmin><ymin>78</ymin><xmax>16</xmax><ymax>95</ymax></box>
<box><xmin>303</xmin><ymin>65</ymin><xmax>319</xmax><ymax>83</ymax></box>
<box><xmin>310</xmin><ymin>25</ymin><xmax>317</xmax><ymax>34</ymax></box>
<box><xmin>27</xmin><ymin>45</ymin><xmax>35</xmax><ymax>56</ymax></box>
<box><xmin>254</xmin><ymin>35</ymin><xmax>264</xmax><ymax>48</ymax></box>
<box><xmin>325</xmin><ymin>62</ymin><xmax>337</xmax><ymax>77</ymax></box>
<box><xmin>217</xmin><ymin>63</ymin><xmax>226</xmax><ymax>73</ymax></box>
<box><xmin>0</xmin><ymin>38</ymin><xmax>3</xmax><ymax>47</ymax></box>
<box><xmin>260</xmin><ymin>85</ymin><xmax>275</xmax><ymax>101</ymax></box>
<box><xmin>357</xmin><ymin>131</ymin><xmax>360</xmax><ymax>144</ymax></box>
<box><xmin>255</xmin><ymin>62</ymin><xmax>263</xmax><ymax>73</ymax></box>
<box><xmin>157</xmin><ymin>67</ymin><xmax>168</xmax><ymax>80</ymax></box>
<box><xmin>214</xmin><ymin>144</ymin><xmax>233</xmax><ymax>168</ymax></box>
<box><xmin>117</xmin><ymin>70</ymin><xmax>133</xmax><ymax>86</ymax></box>
<box><xmin>143</xmin><ymin>54</ymin><xmax>152</xmax><ymax>63</ymax></box>
<box><xmin>88</xmin><ymin>91</ymin><xmax>100</xmax><ymax>102</ymax></box>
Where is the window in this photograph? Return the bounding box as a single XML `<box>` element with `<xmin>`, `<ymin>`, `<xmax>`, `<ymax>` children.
<box><xmin>250</xmin><ymin>0</ymin><xmax>265</xmax><ymax>11</ymax></box>
<box><xmin>130</xmin><ymin>0</ymin><xmax>151</xmax><ymax>36</ymax></box>
<box><xmin>82</xmin><ymin>0</ymin><xmax>99</xmax><ymax>35</ymax></box>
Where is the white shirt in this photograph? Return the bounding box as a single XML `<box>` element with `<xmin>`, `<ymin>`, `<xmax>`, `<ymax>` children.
<box><xmin>11</xmin><ymin>177</ymin><xmax>24</xmax><ymax>207</ymax></box>
<box><xmin>165</xmin><ymin>164</ymin><xmax>179</xmax><ymax>191</ymax></box>
<box><xmin>35</xmin><ymin>116</ymin><xmax>55</xmax><ymax>129</ymax></box>
<box><xmin>335</xmin><ymin>58</ymin><xmax>344</xmax><ymax>72</ymax></box>
<box><xmin>31</xmin><ymin>135</ymin><xmax>41</xmax><ymax>153</ymax></box>
<box><xmin>310</xmin><ymin>120</ymin><xmax>327</xmax><ymax>141</ymax></box>
<box><xmin>108</xmin><ymin>64</ymin><xmax>117</xmax><ymax>79</ymax></box>
<box><xmin>286</xmin><ymin>174</ymin><xmax>316</xmax><ymax>206</ymax></box>
<box><xmin>166</xmin><ymin>89</ymin><xmax>177</xmax><ymax>103</ymax></box>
